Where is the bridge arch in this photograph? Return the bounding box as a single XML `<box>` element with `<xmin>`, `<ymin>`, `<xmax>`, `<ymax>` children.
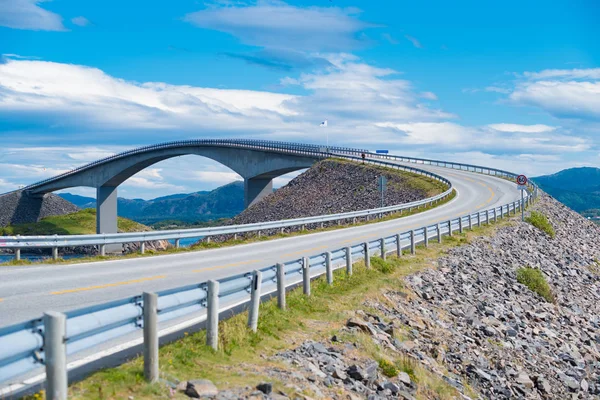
<box><xmin>24</xmin><ymin>140</ymin><xmax>325</xmax><ymax>239</ymax></box>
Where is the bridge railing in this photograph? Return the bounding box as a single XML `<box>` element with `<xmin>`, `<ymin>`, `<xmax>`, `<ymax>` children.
<box><xmin>0</xmin><ymin>178</ymin><xmax>538</xmax><ymax>396</ymax></box>
<box><xmin>0</xmin><ymin>155</ymin><xmax>453</xmax><ymax>257</ymax></box>
<box><xmin>18</xmin><ymin>140</ymin><xmax>366</xmax><ymax>192</ymax></box>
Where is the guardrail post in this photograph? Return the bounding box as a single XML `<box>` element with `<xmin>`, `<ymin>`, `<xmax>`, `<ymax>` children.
<box><xmin>379</xmin><ymin>238</ymin><xmax>386</xmax><ymax>260</ymax></box>
<box><xmin>52</xmin><ymin>247</ymin><xmax>58</xmax><ymax>260</ymax></box>
<box><xmin>395</xmin><ymin>234</ymin><xmax>402</xmax><ymax>257</ymax></box>
<box><xmin>302</xmin><ymin>257</ymin><xmax>311</xmax><ymax>296</ymax></box>
<box><xmin>99</xmin><ymin>244</ymin><xmax>106</xmax><ymax>256</ymax></box>
<box><xmin>345</xmin><ymin>247</ymin><xmax>353</xmax><ymax>275</ymax></box>
<box><xmin>364</xmin><ymin>242</ymin><xmax>371</xmax><ymax>268</ymax></box>
<box><xmin>410</xmin><ymin>230</ymin><xmax>416</xmax><ymax>254</ymax></box>
<box><xmin>234</xmin><ymin>233</ymin><xmax>238</xmax><ymax>240</ymax></box>
<box><xmin>207</xmin><ymin>280</ymin><xmax>219</xmax><ymax>350</ymax></box>
<box><xmin>477</xmin><ymin>212</ymin><xmax>481</xmax><ymax>227</ymax></box>
<box><xmin>468</xmin><ymin>215</ymin><xmax>473</xmax><ymax>230</ymax></box>
<box><xmin>448</xmin><ymin>220</ymin><xmax>453</xmax><ymax>237</ymax></box>
<box><xmin>140</xmin><ymin>242</ymin><xmax>145</xmax><ymax>254</ymax></box>
<box><xmin>493</xmin><ymin>208</ymin><xmax>497</xmax><ymax>223</ymax></box>
<box><xmin>44</xmin><ymin>311</ymin><xmax>67</xmax><ymax>400</ymax></box>
<box><xmin>485</xmin><ymin>210</ymin><xmax>490</xmax><ymax>225</ymax></box>
<box><xmin>175</xmin><ymin>239</ymin><xmax>180</xmax><ymax>248</ymax></box>
<box><xmin>325</xmin><ymin>252</ymin><xmax>333</xmax><ymax>285</ymax></box>
<box><xmin>248</xmin><ymin>270</ymin><xmax>262</xmax><ymax>332</ymax></box>
<box><xmin>500</xmin><ymin>206</ymin><xmax>504</xmax><ymax>219</ymax></box>
<box><xmin>423</xmin><ymin>227</ymin><xmax>429</xmax><ymax>248</ymax></box>
<box><xmin>206</xmin><ymin>236</ymin><xmax>211</xmax><ymax>244</ymax></box>
<box><xmin>436</xmin><ymin>223</ymin><xmax>442</xmax><ymax>242</ymax></box>
<box><xmin>143</xmin><ymin>292</ymin><xmax>159</xmax><ymax>383</ymax></box>
<box><xmin>15</xmin><ymin>248</ymin><xmax>21</xmax><ymax>261</ymax></box>
<box><xmin>276</xmin><ymin>263</ymin><xmax>286</xmax><ymax>310</ymax></box>
<box><xmin>459</xmin><ymin>217</ymin><xmax>464</xmax><ymax>233</ymax></box>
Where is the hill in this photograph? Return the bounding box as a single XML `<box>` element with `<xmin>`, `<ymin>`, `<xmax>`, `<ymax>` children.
<box><xmin>58</xmin><ymin>181</ymin><xmax>245</xmax><ymax>224</ymax></box>
<box><xmin>533</xmin><ymin>167</ymin><xmax>600</xmax><ymax>212</ymax></box>
<box><xmin>221</xmin><ymin>159</ymin><xmax>448</xmax><ymax>233</ymax></box>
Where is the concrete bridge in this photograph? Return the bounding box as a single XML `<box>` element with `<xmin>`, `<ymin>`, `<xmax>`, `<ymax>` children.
<box><xmin>21</xmin><ymin>140</ymin><xmax>342</xmax><ymax>237</ymax></box>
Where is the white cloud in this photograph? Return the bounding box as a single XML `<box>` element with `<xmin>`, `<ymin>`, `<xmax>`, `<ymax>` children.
<box><xmin>404</xmin><ymin>34</ymin><xmax>422</xmax><ymax>49</ymax></box>
<box><xmin>509</xmin><ymin>68</ymin><xmax>600</xmax><ymax>121</ymax></box>
<box><xmin>488</xmin><ymin>124</ymin><xmax>557</xmax><ymax>133</ymax></box>
<box><xmin>71</xmin><ymin>16</ymin><xmax>90</xmax><ymax>27</ymax></box>
<box><xmin>523</xmin><ymin>68</ymin><xmax>600</xmax><ymax>80</ymax></box>
<box><xmin>184</xmin><ymin>1</ymin><xmax>370</xmax><ymax>52</ymax></box>
<box><xmin>0</xmin><ymin>0</ymin><xmax>65</xmax><ymax>31</ymax></box>
<box><xmin>190</xmin><ymin>171</ymin><xmax>242</xmax><ymax>184</ymax></box>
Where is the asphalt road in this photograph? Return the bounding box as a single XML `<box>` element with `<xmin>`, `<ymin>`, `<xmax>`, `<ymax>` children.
<box><xmin>0</xmin><ymin>162</ymin><xmax>519</xmax><ymax>327</ymax></box>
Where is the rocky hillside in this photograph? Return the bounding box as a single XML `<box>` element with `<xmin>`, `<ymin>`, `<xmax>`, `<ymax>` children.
<box><xmin>399</xmin><ymin>194</ymin><xmax>600</xmax><ymax>398</ymax></box>
<box><xmin>0</xmin><ymin>190</ymin><xmax>79</xmax><ymax>228</ymax></box>
<box><xmin>230</xmin><ymin>159</ymin><xmax>445</xmax><ymax>226</ymax></box>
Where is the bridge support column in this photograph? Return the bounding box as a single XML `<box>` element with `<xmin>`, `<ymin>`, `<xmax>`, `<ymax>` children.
<box><xmin>97</xmin><ymin>186</ymin><xmax>121</xmax><ymax>253</ymax></box>
<box><xmin>244</xmin><ymin>177</ymin><xmax>273</xmax><ymax>208</ymax></box>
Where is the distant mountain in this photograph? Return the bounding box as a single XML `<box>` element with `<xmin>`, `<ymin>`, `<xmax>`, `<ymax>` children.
<box><xmin>58</xmin><ymin>181</ymin><xmax>244</xmax><ymax>224</ymax></box>
<box><xmin>533</xmin><ymin>167</ymin><xmax>600</xmax><ymax>213</ymax></box>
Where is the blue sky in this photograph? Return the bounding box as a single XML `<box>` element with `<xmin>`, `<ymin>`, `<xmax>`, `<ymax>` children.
<box><xmin>0</xmin><ymin>0</ymin><xmax>599</xmax><ymax>198</ymax></box>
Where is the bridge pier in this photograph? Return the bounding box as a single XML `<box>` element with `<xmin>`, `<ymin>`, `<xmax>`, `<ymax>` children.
<box><xmin>97</xmin><ymin>186</ymin><xmax>121</xmax><ymax>253</ymax></box>
<box><xmin>244</xmin><ymin>177</ymin><xmax>273</xmax><ymax>208</ymax></box>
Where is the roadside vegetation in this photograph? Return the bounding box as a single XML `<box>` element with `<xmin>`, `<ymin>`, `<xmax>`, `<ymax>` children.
<box><xmin>27</xmin><ymin>217</ymin><xmax>514</xmax><ymax>400</ymax></box>
<box><xmin>0</xmin><ymin>208</ymin><xmax>148</xmax><ymax>236</ymax></box>
<box><xmin>516</xmin><ymin>266</ymin><xmax>555</xmax><ymax>303</ymax></box>
<box><xmin>524</xmin><ymin>211</ymin><xmax>555</xmax><ymax>238</ymax></box>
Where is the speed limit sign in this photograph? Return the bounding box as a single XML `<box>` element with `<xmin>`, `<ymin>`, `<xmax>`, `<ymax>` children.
<box><xmin>516</xmin><ymin>175</ymin><xmax>528</xmax><ymax>186</ymax></box>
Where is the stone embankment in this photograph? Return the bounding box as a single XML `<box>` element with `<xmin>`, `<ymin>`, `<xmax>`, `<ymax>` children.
<box><xmin>0</xmin><ymin>190</ymin><xmax>79</xmax><ymax>227</ymax></box>
<box><xmin>210</xmin><ymin>159</ymin><xmax>445</xmax><ymax>242</ymax></box>
<box><xmin>183</xmin><ymin>194</ymin><xmax>599</xmax><ymax>399</ymax></box>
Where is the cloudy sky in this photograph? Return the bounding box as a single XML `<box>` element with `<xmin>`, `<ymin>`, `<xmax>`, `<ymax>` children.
<box><xmin>0</xmin><ymin>0</ymin><xmax>598</xmax><ymax>199</ymax></box>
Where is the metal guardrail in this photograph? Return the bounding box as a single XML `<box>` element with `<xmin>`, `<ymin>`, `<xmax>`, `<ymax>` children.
<box><xmin>0</xmin><ymin>153</ymin><xmax>539</xmax><ymax>396</ymax></box>
<box><xmin>0</xmin><ymin>155</ymin><xmax>452</xmax><ymax>257</ymax></box>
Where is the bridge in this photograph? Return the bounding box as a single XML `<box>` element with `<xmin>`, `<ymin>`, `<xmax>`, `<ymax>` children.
<box><xmin>20</xmin><ymin>140</ymin><xmax>360</xmax><ymax>239</ymax></box>
<box><xmin>0</xmin><ymin>141</ymin><xmax>533</xmax><ymax>398</ymax></box>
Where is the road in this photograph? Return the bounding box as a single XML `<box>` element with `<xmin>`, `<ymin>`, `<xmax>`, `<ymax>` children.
<box><xmin>0</xmin><ymin>162</ymin><xmax>519</xmax><ymax>327</ymax></box>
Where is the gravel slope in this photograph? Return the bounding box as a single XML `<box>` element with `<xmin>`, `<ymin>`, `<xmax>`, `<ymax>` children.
<box><xmin>0</xmin><ymin>191</ymin><xmax>79</xmax><ymax>228</ymax></box>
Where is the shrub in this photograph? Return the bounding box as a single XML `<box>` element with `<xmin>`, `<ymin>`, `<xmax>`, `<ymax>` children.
<box><xmin>516</xmin><ymin>267</ymin><xmax>555</xmax><ymax>303</ymax></box>
<box><xmin>378</xmin><ymin>359</ymin><xmax>399</xmax><ymax>378</ymax></box>
<box><xmin>525</xmin><ymin>211</ymin><xmax>555</xmax><ymax>238</ymax></box>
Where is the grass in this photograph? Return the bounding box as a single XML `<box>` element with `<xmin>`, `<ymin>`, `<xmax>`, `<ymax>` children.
<box><xmin>0</xmin><ymin>208</ymin><xmax>148</xmax><ymax>236</ymax></box>
<box><xmin>1</xmin><ymin>189</ymin><xmax>457</xmax><ymax>267</ymax></box>
<box><xmin>24</xmin><ymin>215</ymin><xmax>516</xmax><ymax>400</ymax></box>
<box><xmin>525</xmin><ymin>211</ymin><xmax>555</xmax><ymax>238</ymax></box>
<box><xmin>516</xmin><ymin>266</ymin><xmax>555</xmax><ymax>303</ymax></box>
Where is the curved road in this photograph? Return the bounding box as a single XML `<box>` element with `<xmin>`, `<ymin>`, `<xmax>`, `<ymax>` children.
<box><xmin>0</xmin><ymin>161</ymin><xmax>519</xmax><ymax>326</ymax></box>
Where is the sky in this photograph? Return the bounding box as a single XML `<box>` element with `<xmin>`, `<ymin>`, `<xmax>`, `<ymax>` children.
<box><xmin>0</xmin><ymin>0</ymin><xmax>599</xmax><ymax>199</ymax></box>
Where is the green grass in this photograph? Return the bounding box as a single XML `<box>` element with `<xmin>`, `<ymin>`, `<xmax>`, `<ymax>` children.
<box><xmin>525</xmin><ymin>211</ymin><xmax>555</xmax><ymax>238</ymax></box>
<box><xmin>516</xmin><ymin>266</ymin><xmax>555</xmax><ymax>303</ymax></box>
<box><xmin>0</xmin><ymin>208</ymin><xmax>149</xmax><ymax>236</ymax></box>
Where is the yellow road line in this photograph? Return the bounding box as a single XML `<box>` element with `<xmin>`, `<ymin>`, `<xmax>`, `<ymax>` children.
<box><xmin>341</xmin><ymin>234</ymin><xmax>374</xmax><ymax>243</ymax></box>
<box><xmin>51</xmin><ymin>275</ymin><xmax>166</xmax><ymax>295</ymax></box>
<box><xmin>192</xmin><ymin>260</ymin><xmax>261</xmax><ymax>273</ymax></box>
<box><xmin>282</xmin><ymin>246</ymin><xmax>328</xmax><ymax>257</ymax></box>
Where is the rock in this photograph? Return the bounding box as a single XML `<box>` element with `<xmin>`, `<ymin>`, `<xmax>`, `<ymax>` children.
<box><xmin>515</xmin><ymin>372</ymin><xmax>534</xmax><ymax>389</ymax></box>
<box><xmin>347</xmin><ymin>365</ymin><xmax>366</xmax><ymax>381</ymax></box>
<box><xmin>383</xmin><ymin>381</ymin><xmax>400</xmax><ymax>394</ymax></box>
<box><xmin>184</xmin><ymin>380</ymin><xmax>218</xmax><ymax>398</ymax></box>
<box><xmin>397</xmin><ymin>371</ymin><xmax>412</xmax><ymax>386</ymax></box>
<box><xmin>346</xmin><ymin>318</ymin><xmax>376</xmax><ymax>335</ymax></box>
<box><xmin>581</xmin><ymin>379</ymin><xmax>589</xmax><ymax>393</ymax></box>
<box><xmin>256</xmin><ymin>383</ymin><xmax>272</xmax><ymax>395</ymax></box>
<box><xmin>332</xmin><ymin>368</ymin><xmax>347</xmax><ymax>380</ymax></box>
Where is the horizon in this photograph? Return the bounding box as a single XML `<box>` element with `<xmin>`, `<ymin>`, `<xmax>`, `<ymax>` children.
<box><xmin>1</xmin><ymin>0</ymin><xmax>598</xmax><ymax>199</ymax></box>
